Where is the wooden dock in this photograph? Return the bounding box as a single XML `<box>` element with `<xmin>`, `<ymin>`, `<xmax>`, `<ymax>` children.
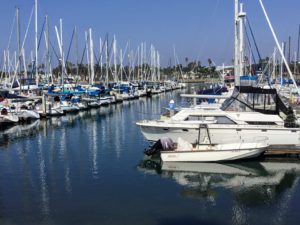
<box><xmin>265</xmin><ymin>148</ymin><xmax>300</xmax><ymax>158</ymax></box>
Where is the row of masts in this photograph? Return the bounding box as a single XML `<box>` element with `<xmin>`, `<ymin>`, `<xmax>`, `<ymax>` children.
<box><xmin>0</xmin><ymin>0</ymin><xmax>162</xmax><ymax>92</ymax></box>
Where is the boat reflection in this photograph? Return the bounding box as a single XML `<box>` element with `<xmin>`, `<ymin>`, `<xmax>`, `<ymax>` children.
<box><xmin>138</xmin><ymin>159</ymin><xmax>300</xmax><ymax>206</ymax></box>
<box><xmin>0</xmin><ymin>106</ymin><xmax>116</xmax><ymax>148</ymax></box>
<box><xmin>0</xmin><ymin>120</ymin><xmax>41</xmax><ymax>147</ymax></box>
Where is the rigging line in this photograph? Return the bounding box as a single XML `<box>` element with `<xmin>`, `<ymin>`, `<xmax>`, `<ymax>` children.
<box><xmin>108</xmin><ymin>35</ymin><xmax>114</xmax><ymax>59</ymax></box>
<box><xmin>244</xmin><ymin>21</ymin><xmax>257</xmax><ymax>73</ymax></box>
<box><xmin>80</xmin><ymin>45</ymin><xmax>86</xmax><ymax>65</ymax></box>
<box><xmin>21</xmin><ymin>7</ymin><xmax>34</xmax><ymax>55</ymax></box>
<box><xmin>100</xmin><ymin>35</ymin><xmax>108</xmax><ymax>58</ymax></box>
<box><xmin>7</xmin><ymin>8</ymin><xmax>17</xmax><ymax>50</ymax></box>
<box><xmin>95</xmin><ymin>37</ymin><xmax>107</xmax><ymax>80</ymax></box>
<box><xmin>246</xmin><ymin>16</ymin><xmax>262</xmax><ymax>62</ymax></box>
<box><xmin>37</xmin><ymin>18</ymin><xmax>46</xmax><ymax>51</ymax></box>
<box><xmin>65</xmin><ymin>27</ymin><xmax>76</xmax><ymax>64</ymax></box>
<box><xmin>49</xmin><ymin>40</ymin><xmax>60</xmax><ymax>62</ymax></box>
<box><xmin>93</xmin><ymin>49</ymin><xmax>99</xmax><ymax>65</ymax></box>
<box><xmin>93</xmin><ymin>48</ymin><xmax>101</xmax><ymax>77</ymax></box>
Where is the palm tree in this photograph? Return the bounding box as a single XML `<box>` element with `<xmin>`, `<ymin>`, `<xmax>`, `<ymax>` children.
<box><xmin>185</xmin><ymin>57</ymin><xmax>189</xmax><ymax>66</ymax></box>
<box><xmin>208</xmin><ymin>58</ymin><xmax>212</xmax><ymax>67</ymax></box>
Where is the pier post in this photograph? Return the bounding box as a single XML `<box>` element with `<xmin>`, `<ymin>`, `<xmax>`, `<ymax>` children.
<box><xmin>169</xmin><ymin>99</ymin><xmax>175</xmax><ymax>116</ymax></box>
<box><xmin>42</xmin><ymin>94</ymin><xmax>46</xmax><ymax>115</ymax></box>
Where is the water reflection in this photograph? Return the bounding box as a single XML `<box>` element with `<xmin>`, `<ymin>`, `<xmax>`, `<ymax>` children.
<box><xmin>0</xmin><ymin>90</ymin><xmax>192</xmax><ymax>225</ymax></box>
<box><xmin>0</xmin><ymin>120</ymin><xmax>40</xmax><ymax>147</ymax></box>
<box><xmin>138</xmin><ymin>158</ymin><xmax>300</xmax><ymax>224</ymax></box>
<box><xmin>37</xmin><ymin>133</ymin><xmax>50</xmax><ymax>220</ymax></box>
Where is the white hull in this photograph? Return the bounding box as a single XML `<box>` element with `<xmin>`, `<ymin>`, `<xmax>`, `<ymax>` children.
<box><xmin>18</xmin><ymin>110</ymin><xmax>40</xmax><ymax>120</ymax></box>
<box><xmin>161</xmin><ymin>147</ymin><xmax>266</xmax><ymax>162</ymax></box>
<box><xmin>0</xmin><ymin>114</ymin><xmax>19</xmax><ymax>124</ymax></box>
<box><xmin>137</xmin><ymin>85</ymin><xmax>300</xmax><ymax>148</ymax></box>
<box><xmin>139</xmin><ymin>125</ymin><xmax>300</xmax><ymax>147</ymax></box>
<box><xmin>37</xmin><ymin>105</ymin><xmax>64</xmax><ymax>116</ymax></box>
<box><xmin>75</xmin><ymin>102</ymin><xmax>88</xmax><ymax>110</ymax></box>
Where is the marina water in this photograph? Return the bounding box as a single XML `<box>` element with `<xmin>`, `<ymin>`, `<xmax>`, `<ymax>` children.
<box><xmin>1</xmin><ymin>87</ymin><xmax>300</xmax><ymax>225</ymax></box>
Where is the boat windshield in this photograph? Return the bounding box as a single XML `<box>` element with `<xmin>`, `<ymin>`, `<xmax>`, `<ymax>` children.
<box><xmin>220</xmin><ymin>86</ymin><xmax>288</xmax><ymax>115</ymax></box>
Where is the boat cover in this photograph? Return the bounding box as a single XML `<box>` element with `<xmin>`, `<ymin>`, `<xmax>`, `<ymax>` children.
<box><xmin>221</xmin><ymin>86</ymin><xmax>288</xmax><ymax>115</ymax></box>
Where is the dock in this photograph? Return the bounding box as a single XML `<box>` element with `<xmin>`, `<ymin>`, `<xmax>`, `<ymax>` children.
<box><xmin>265</xmin><ymin>148</ymin><xmax>300</xmax><ymax>158</ymax></box>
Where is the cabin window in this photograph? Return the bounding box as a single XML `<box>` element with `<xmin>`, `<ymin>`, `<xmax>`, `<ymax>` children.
<box><xmin>215</xmin><ymin>116</ymin><xmax>236</xmax><ymax>124</ymax></box>
<box><xmin>246</xmin><ymin>121</ymin><xmax>277</xmax><ymax>125</ymax></box>
<box><xmin>185</xmin><ymin>115</ymin><xmax>235</xmax><ymax>124</ymax></box>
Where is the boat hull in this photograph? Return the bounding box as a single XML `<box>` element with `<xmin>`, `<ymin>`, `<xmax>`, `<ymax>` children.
<box><xmin>0</xmin><ymin>114</ymin><xmax>19</xmax><ymax>124</ymax></box>
<box><xmin>19</xmin><ymin>110</ymin><xmax>40</xmax><ymax>120</ymax></box>
<box><xmin>161</xmin><ymin>148</ymin><xmax>266</xmax><ymax>162</ymax></box>
<box><xmin>138</xmin><ymin>124</ymin><xmax>300</xmax><ymax>147</ymax></box>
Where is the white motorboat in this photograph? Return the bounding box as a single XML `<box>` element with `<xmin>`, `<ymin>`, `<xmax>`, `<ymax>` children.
<box><xmin>10</xmin><ymin>102</ymin><xmax>40</xmax><ymax>120</ymax></box>
<box><xmin>60</xmin><ymin>101</ymin><xmax>80</xmax><ymax>113</ymax></box>
<box><xmin>18</xmin><ymin>109</ymin><xmax>40</xmax><ymax>120</ymax></box>
<box><xmin>82</xmin><ymin>97</ymin><xmax>100</xmax><ymax>108</ymax></box>
<box><xmin>151</xmin><ymin>127</ymin><xmax>269</xmax><ymax>162</ymax></box>
<box><xmin>160</xmin><ymin>138</ymin><xmax>268</xmax><ymax>162</ymax></box>
<box><xmin>74</xmin><ymin>102</ymin><xmax>88</xmax><ymax>110</ymax></box>
<box><xmin>36</xmin><ymin>102</ymin><xmax>64</xmax><ymax>117</ymax></box>
<box><xmin>99</xmin><ymin>96</ymin><xmax>114</xmax><ymax>106</ymax></box>
<box><xmin>137</xmin><ymin>86</ymin><xmax>300</xmax><ymax>148</ymax></box>
<box><xmin>0</xmin><ymin>108</ymin><xmax>19</xmax><ymax>124</ymax></box>
<box><xmin>135</xmin><ymin>89</ymin><xmax>147</xmax><ymax>97</ymax></box>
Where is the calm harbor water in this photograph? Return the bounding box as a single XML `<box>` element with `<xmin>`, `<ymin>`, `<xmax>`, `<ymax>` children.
<box><xmin>1</xmin><ymin>87</ymin><xmax>300</xmax><ymax>225</ymax></box>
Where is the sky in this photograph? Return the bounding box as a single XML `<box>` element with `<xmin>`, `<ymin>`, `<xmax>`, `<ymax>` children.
<box><xmin>0</xmin><ymin>0</ymin><xmax>299</xmax><ymax>67</ymax></box>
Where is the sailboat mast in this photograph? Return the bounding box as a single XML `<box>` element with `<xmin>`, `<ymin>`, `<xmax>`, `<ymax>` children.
<box><xmin>297</xmin><ymin>25</ymin><xmax>300</xmax><ymax>70</ymax></box>
<box><xmin>141</xmin><ymin>43</ymin><xmax>143</xmax><ymax>81</ymax></box>
<box><xmin>288</xmin><ymin>36</ymin><xmax>291</xmax><ymax>64</ymax></box>
<box><xmin>75</xmin><ymin>26</ymin><xmax>79</xmax><ymax>77</ymax></box>
<box><xmin>35</xmin><ymin>0</ymin><xmax>38</xmax><ymax>86</ymax></box>
<box><xmin>16</xmin><ymin>8</ymin><xmax>21</xmax><ymax>75</ymax></box>
<box><xmin>238</xmin><ymin>3</ymin><xmax>246</xmax><ymax>78</ymax></box>
<box><xmin>60</xmin><ymin>19</ymin><xmax>65</xmax><ymax>90</ymax></box>
<box><xmin>137</xmin><ymin>46</ymin><xmax>140</xmax><ymax>81</ymax></box>
<box><xmin>16</xmin><ymin>7</ymin><xmax>22</xmax><ymax>92</ymax></box>
<box><xmin>99</xmin><ymin>38</ymin><xmax>103</xmax><ymax>80</ymax></box>
<box><xmin>105</xmin><ymin>36</ymin><xmax>109</xmax><ymax>86</ymax></box>
<box><xmin>45</xmin><ymin>15</ymin><xmax>50</xmax><ymax>85</ymax></box>
<box><xmin>85</xmin><ymin>31</ymin><xmax>90</xmax><ymax>85</ymax></box>
<box><xmin>113</xmin><ymin>35</ymin><xmax>117</xmax><ymax>82</ymax></box>
<box><xmin>234</xmin><ymin>0</ymin><xmax>240</xmax><ymax>85</ymax></box>
<box><xmin>89</xmin><ymin>28</ymin><xmax>95</xmax><ymax>85</ymax></box>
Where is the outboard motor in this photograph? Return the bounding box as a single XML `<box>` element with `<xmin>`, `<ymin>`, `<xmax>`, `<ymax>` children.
<box><xmin>144</xmin><ymin>137</ymin><xmax>175</xmax><ymax>156</ymax></box>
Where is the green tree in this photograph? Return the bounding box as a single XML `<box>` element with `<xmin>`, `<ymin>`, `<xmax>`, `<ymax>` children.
<box><xmin>185</xmin><ymin>57</ymin><xmax>188</xmax><ymax>66</ymax></box>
